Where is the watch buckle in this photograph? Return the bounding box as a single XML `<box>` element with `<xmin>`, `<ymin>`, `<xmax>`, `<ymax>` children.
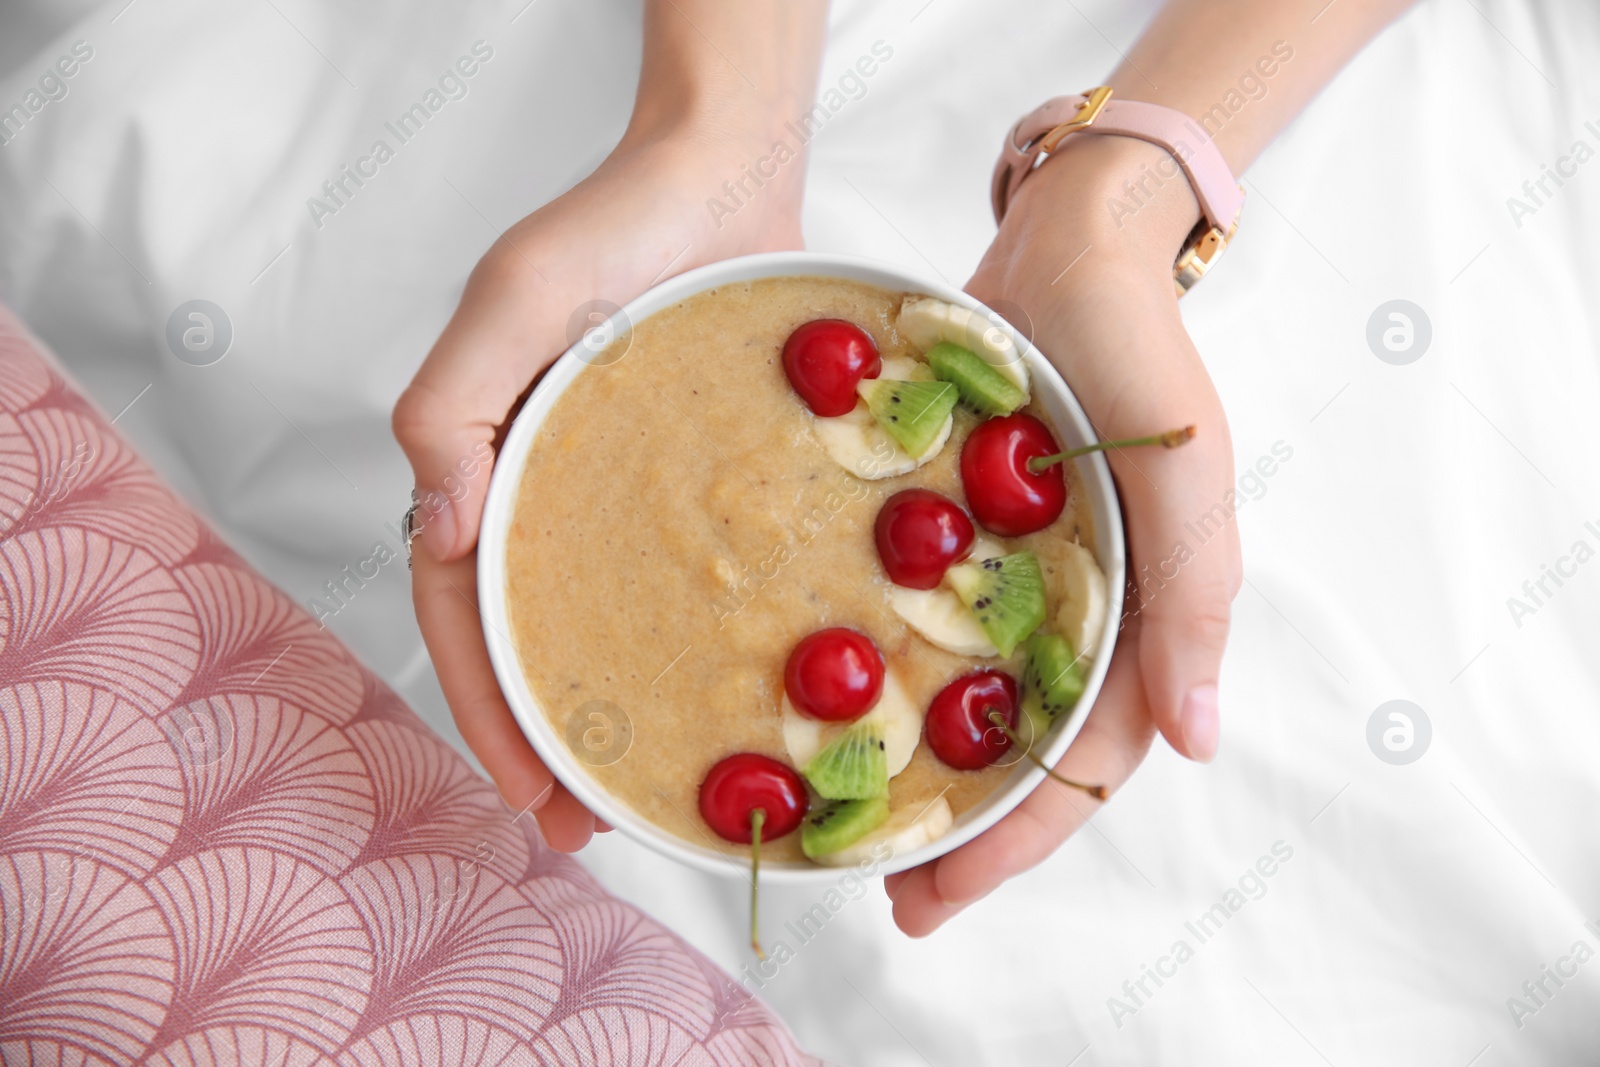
<box><xmin>1174</xmin><ymin>201</ymin><xmax>1243</xmax><ymax>296</ymax></box>
<box><xmin>1038</xmin><ymin>86</ymin><xmax>1113</xmax><ymax>153</ymax></box>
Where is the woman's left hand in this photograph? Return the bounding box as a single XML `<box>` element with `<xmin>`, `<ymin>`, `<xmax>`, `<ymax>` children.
<box><xmin>885</xmin><ymin>134</ymin><xmax>1243</xmax><ymax>935</ymax></box>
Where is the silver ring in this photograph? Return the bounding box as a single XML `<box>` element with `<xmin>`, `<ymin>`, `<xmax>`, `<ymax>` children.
<box><xmin>402</xmin><ymin>490</ymin><xmax>421</xmax><ymax>570</ymax></box>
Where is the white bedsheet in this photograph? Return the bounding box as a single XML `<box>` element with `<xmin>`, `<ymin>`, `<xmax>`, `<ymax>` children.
<box><xmin>3</xmin><ymin>0</ymin><xmax>1597</xmax><ymax>1062</ymax></box>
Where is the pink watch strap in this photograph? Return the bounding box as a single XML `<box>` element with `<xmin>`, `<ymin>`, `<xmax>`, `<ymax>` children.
<box><xmin>992</xmin><ymin>91</ymin><xmax>1245</xmax><ymax>233</ymax></box>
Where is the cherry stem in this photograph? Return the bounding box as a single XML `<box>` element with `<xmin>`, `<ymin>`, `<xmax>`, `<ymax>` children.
<box><xmin>987</xmin><ymin>711</ymin><xmax>1108</xmax><ymax>800</ymax></box>
<box><xmin>1026</xmin><ymin>425</ymin><xmax>1196</xmax><ymax>474</ymax></box>
<box><xmin>749</xmin><ymin>808</ymin><xmax>766</xmax><ymax>959</ymax></box>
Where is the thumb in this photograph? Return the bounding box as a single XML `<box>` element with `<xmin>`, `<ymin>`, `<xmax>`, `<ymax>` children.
<box><xmin>1116</xmin><ymin>405</ymin><xmax>1240</xmax><ymax>763</ymax></box>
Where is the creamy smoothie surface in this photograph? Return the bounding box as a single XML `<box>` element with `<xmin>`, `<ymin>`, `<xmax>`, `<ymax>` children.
<box><xmin>506</xmin><ymin>276</ymin><xmax>1095</xmax><ymax>862</ymax></box>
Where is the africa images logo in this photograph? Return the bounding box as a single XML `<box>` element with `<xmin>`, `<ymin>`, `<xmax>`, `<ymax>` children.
<box><xmin>0</xmin><ymin>40</ymin><xmax>94</xmax><ymax>147</ymax></box>
<box><xmin>1106</xmin><ymin>841</ymin><xmax>1295</xmax><ymax>1028</ymax></box>
<box><xmin>705</xmin><ymin>40</ymin><xmax>894</xmax><ymax>229</ymax></box>
<box><xmin>305</xmin><ymin>41</ymin><xmax>494</xmax><ymax>229</ymax></box>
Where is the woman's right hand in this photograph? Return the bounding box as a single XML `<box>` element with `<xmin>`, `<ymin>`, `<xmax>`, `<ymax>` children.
<box><xmin>393</xmin><ymin>122</ymin><xmax>805</xmax><ymax>851</ymax></box>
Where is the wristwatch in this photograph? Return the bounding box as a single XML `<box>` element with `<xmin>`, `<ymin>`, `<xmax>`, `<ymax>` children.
<box><xmin>991</xmin><ymin>87</ymin><xmax>1245</xmax><ymax>297</ymax></box>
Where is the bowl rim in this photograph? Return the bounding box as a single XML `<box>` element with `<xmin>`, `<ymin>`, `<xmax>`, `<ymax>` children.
<box><xmin>477</xmin><ymin>250</ymin><xmax>1126</xmax><ymax>885</ymax></box>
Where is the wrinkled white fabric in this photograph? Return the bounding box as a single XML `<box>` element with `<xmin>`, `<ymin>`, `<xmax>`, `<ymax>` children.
<box><xmin>2</xmin><ymin>0</ymin><xmax>1595</xmax><ymax>1062</ymax></box>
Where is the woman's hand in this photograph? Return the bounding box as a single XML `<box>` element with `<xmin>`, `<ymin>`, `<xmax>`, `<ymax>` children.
<box><xmin>393</xmin><ymin>120</ymin><xmax>805</xmax><ymax>851</ymax></box>
<box><xmin>885</xmin><ymin>134</ymin><xmax>1243</xmax><ymax>934</ymax></box>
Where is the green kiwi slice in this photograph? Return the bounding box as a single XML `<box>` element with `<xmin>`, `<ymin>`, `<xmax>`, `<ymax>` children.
<box><xmin>926</xmin><ymin>342</ymin><xmax>1024</xmax><ymax>416</ymax></box>
<box><xmin>801</xmin><ymin>796</ymin><xmax>891</xmax><ymax>858</ymax></box>
<box><xmin>857</xmin><ymin>379</ymin><xmax>957</xmax><ymax>458</ymax></box>
<box><xmin>803</xmin><ymin>719</ymin><xmax>889</xmax><ymax>799</ymax></box>
<box><xmin>1020</xmin><ymin>631</ymin><xmax>1086</xmax><ymax>744</ymax></box>
<box><xmin>945</xmin><ymin>551</ymin><xmax>1047</xmax><ymax>658</ymax></box>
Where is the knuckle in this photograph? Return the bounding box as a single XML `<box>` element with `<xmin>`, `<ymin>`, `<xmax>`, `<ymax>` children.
<box><xmin>1145</xmin><ymin>574</ymin><xmax>1234</xmax><ymax>646</ymax></box>
<box><xmin>1182</xmin><ymin>600</ymin><xmax>1234</xmax><ymax>651</ymax></box>
<box><xmin>391</xmin><ymin>382</ymin><xmax>440</xmax><ymax>453</ymax></box>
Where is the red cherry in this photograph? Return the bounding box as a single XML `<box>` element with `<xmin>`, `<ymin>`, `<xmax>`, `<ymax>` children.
<box><xmin>784</xmin><ymin>627</ymin><xmax>884</xmax><ymax>722</ymax></box>
<box><xmin>925</xmin><ymin>669</ymin><xmax>1019</xmax><ymax>770</ymax></box>
<box><xmin>875</xmin><ymin>489</ymin><xmax>976</xmax><ymax>589</ymax></box>
<box><xmin>782</xmin><ymin>319</ymin><xmax>881</xmax><ymax>416</ymax></box>
<box><xmin>960</xmin><ymin>413</ymin><xmax>1067</xmax><ymax>537</ymax></box>
<box><xmin>698</xmin><ymin>753</ymin><xmax>807</xmax><ymax>844</ymax></box>
<box><xmin>698</xmin><ymin>753</ymin><xmax>808</xmax><ymax>956</ymax></box>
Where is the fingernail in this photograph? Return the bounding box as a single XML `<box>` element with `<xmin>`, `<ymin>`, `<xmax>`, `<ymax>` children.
<box><xmin>419</xmin><ymin>494</ymin><xmax>456</xmax><ymax>560</ymax></box>
<box><xmin>1181</xmin><ymin>685</ymin><xmax>1220</xmax><ymax>763</ymax></box>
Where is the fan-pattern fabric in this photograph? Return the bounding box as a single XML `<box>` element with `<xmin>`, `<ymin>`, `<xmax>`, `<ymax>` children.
<box><xmin>0</xmin><ymin>305</ymin><xmax>822</xmax><ymax>1067</ymax></box>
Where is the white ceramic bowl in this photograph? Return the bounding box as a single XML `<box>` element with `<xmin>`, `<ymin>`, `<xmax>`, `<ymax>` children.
<box><xmin>479</xmin><ymin>251</ymin><xmax>1126</xmax><ymax>885</ymax></box>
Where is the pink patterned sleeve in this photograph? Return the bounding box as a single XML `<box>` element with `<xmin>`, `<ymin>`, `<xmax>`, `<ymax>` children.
<box><xmin>0</xmin><ymin>306</ymin><xmax>826</xmax><ymax>1067</ymax></box>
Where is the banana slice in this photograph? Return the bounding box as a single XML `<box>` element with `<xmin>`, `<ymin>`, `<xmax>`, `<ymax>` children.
<box><xmin>1052</xmin><ymin>539</ymin><xmax>1108</xmax><ymax>660</ymax></box>
<box><xmin>811</xmin><ymin>406</ymin><xmax>951</xmax><ymax>480</ymax></box>
<box><xmin>810</xmin><ymin>356</ymin><xmax>952</xmax><ymax>480</ymax></box>
<box><xmin>879</xmin><ymin>355</ymin><xmax>935</xmax><ymax>382</ymax></box>
<box><xmin>896</xmin><ymin>296</ymin><xmax>965</xmax><ymax>354</ymax></box>
<box><xmin>810</xmin><ymin>795</ymin><xmax>954</xmax><ymax>867</ymax></box>
<box><xmin>896</xmin><ymin>296</ymin><xmax>1029</xmax><ymax>399</ymax></box>
<box><xmin>782</xmin><ymin>669</ymin><xmax>920</xmax><ymax>777</ymax></box>
<box><xmin>886</xmin><ymin>535</ymin><xmax>1009</xmax><ymax>657</ymax></box>
<box><xmin>889</xmin><ymin>586</ymin><xmax>996</xmax><ymax>657</ymax></box>
<box><xmin>967</xmin><ymin>535</ymin><xmax>1006</xmax><ymax>564</ymax></box>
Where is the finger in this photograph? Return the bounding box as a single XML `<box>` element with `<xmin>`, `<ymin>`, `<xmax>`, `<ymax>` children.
<box><xmin>393</xmin><ymin>250</ymin><xmax>569</xmax><ymax>562</ymax></box>
<box><xmin>892</xmin><ymin>638</ymin><xmax>1154</xmax><ymax>936</ymax></box>
<box><xmin>415</xmin><ymin>550</ymin><xmax>599</xmax><ymax>851</ymax></box>
<box><xmin>1107</xmin><ymin>348</ymin><xmax>1239</xmax><ymax>764</ymax></box>
<box><xmin>537</xmin><ymin>786</ymin><xmax>598</xmax><ymax>852</ymax></box>
<box><xmin>888</xmin><ymin>866</ymin><xmax>959</xmax><ymax>933</ymax></box>
<box><xmin>412</xmin><ymin>548</ymin><xmax>566</xmax><ymax>815</ymax></box>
